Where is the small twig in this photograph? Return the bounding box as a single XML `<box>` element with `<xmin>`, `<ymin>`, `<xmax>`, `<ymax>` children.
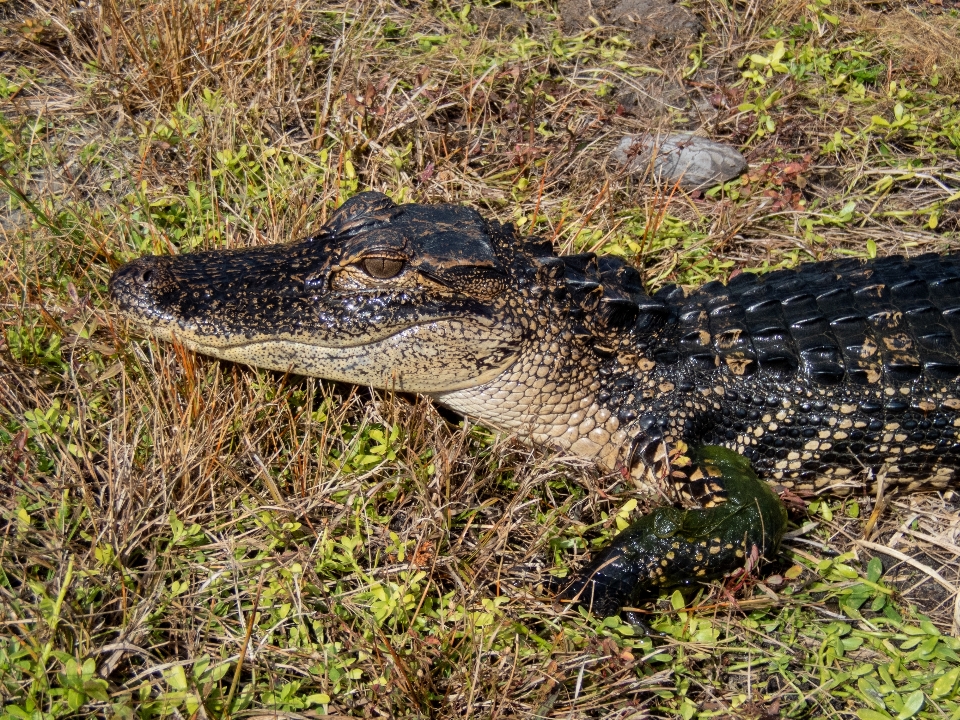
<box><xmin>222</xmin><ymin>571</ymin><xmax>265</xmax><ymax>720</ymax></box>
<box><xmin>377</xmin><ymin>628</ymin><xmax>426</xmax><ymax>712</ymax></box>
<box><xmin>887</xmin><ymin>512</ymin><xmax>921</xmax><ymax>550</ymax></box>
<box><xmin>530</xmin><ymin>159</ymin><xmax>548</xmax><ymax>233</ymax></box>
<box><xmin>899</xmin><ymin>527</ymin><xmax>960</xmax><ymax>556</ymax></box>
<box><xmin>855</xmin><ymin>539</ymin><xmax>957</xmax><ymax>594</ymax></box>
<box><xmin>243</xmin><ymin>435</ymin><xmax>286</xmax><ymax>507</ymax></box>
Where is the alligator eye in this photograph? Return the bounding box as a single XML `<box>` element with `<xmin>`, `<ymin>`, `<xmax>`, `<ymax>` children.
<box><xmin>361</xmin><ymin>257</ymin><xmax>405</xmax><ymax>279</ymax></box>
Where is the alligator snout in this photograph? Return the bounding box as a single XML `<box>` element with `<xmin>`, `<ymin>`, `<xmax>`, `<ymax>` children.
<box><xmin>109</xmin><ymin>255</ymin><xmax>174</xmax><ymax>322</ymax></box>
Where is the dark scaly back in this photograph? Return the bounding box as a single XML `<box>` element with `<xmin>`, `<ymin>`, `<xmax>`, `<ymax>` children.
<box><xmin>689</xmin><ymin>255</ymin><xmax>960</xmax><ymax>386</ymax></box>
<box><xmin>658</xmin><ymin>253</ymin><xmax>960</xmax><ymax>492</ymax></box>
<box><xmin>658</xmin><ymin>253</ymin><xmax>960</xmax><ymax>388</ymax></box>
<box><xmin>520</xmin><ymin>246</ymin><xmax>673</xmax><ymax>352</ymax></box>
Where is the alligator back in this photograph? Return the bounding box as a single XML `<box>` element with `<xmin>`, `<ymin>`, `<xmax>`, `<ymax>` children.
<box><xmin>659</xmin><ymin>253</ymin><xmax>960</xmax><ymax>385</ymax></box>
<box><xmin>630</xmin><ymin>253</ymin><xmax>960</xmax><ymax>494</ymax></box>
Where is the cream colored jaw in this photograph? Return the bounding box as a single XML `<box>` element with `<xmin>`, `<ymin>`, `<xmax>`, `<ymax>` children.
<box><xmin>133</xmin><ymin>316</ymin><xmax>424</xmax><ymax>351</ymax></box>
<box><xmin>134</xmin><ymin>318</ymin><xmax>520</xmax><ymax>394</ymax></box>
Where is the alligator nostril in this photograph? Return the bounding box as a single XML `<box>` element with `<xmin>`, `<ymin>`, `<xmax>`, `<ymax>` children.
<box><xmin>141</xmin><ymin>269</ymin><xmax>153</xmax><ymax>283</ymax></box>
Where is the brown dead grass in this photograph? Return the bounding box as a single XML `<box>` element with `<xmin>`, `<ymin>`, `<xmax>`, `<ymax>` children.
<box><xmin>1</xmin><ymin>0</ymin><xmax>960</xmax><ymax>717</ymax></box>
<box><xmin>29</xmin><ymin>0</ymin><xmax>313</xmax><ymax>111</ymax></box>
<box><xmin>854</xmin><ymin>8</ymin><xmax>960</xmax><ymax>91</ymax></box>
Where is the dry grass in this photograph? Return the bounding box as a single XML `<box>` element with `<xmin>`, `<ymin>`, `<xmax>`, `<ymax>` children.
<box><xmin>854</xmin><ymin>7</ymin><xmax>960</xmax><ymax>91</ymax></box>
<box><xmin>1</xmin><ymin>0</ymin><xmax>960</xmax><ymax>717</ymax></box>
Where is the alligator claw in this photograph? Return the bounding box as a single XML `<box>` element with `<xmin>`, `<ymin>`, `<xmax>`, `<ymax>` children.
<box><xmin>561</xmin><ymin>446</ymin><xmax>787</xmax><ymax>617</ymax></box>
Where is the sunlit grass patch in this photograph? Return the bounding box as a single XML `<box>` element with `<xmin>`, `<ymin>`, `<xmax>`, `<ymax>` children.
<box><xmin>1</xmin><ymin>0</ymin><xmax>959</xmax><ymax>716</ymax></box>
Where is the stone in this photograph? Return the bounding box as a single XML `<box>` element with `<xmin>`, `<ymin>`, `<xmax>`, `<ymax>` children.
<box><xmin>612</xmin><ymin>133</ymin><xmax>748</xmax><ymax>190</ymax></box>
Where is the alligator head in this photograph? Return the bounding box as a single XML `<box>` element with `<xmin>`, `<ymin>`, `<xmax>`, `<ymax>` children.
<box><xmin>110</xmin><ymin>191</ymin><xmax>671</xmax><ymax>468</ymax></box>
<box><xmin>110</xmin><ymin>192</ymin><xmax>528</xmax><ymax>393</ymax></box>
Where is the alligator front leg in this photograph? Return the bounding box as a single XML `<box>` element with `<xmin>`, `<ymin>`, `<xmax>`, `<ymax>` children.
<box><xmin>560</xmin><ymin>446</ymin><xmax>788</xmax><ymax>617</ymax></box>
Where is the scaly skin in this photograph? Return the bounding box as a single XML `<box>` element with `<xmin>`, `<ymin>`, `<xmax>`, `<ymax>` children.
<box><xmin>109</xmin><ymin>192</ymin><xmax>960</xmax><ymax>614</ymax></box>
<box><xmin>559</xmin><ymin>446</ymin><xmax>787</xmax><ymax>616</ymax></box>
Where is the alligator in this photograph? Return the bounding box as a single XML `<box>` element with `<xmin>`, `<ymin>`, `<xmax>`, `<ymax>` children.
<box><xmin>110</xmin><ymin>191</ymin><xmax>960</xmax><ymax>616</ymax></box>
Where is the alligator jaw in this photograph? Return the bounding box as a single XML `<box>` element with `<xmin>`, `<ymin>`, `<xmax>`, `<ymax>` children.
<box><xmin>125</xmin><ymin>318</ymin><xmax>519</xmax><ymax>393</ymax></box>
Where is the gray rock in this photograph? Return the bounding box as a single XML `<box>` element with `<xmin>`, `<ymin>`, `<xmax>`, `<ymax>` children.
<box><xmin>612</xmin><ymin>133</ymin><xmax>748</xmax><ymax>190</ymax></box>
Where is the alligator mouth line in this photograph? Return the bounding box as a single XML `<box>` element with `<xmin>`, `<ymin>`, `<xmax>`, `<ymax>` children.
<box><xmin>126</xmin><ymin>312</ymin><xmax>471</xmax><ymax>352</ymax></box>
<box><xmin>138</xmin><ymin>312</ymin><xmax>520</xmax><ymax>394</ymax></box>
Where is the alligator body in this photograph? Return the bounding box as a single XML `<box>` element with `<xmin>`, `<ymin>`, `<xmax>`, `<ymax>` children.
<box><xmin>110</xmin><ymin>192</ymin><xmax>960</xmax><ymax>615</ymax></box>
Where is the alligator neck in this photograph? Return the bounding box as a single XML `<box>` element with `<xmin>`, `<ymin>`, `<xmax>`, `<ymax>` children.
<box><xmin>433</xmin><ymin>343</ymin><xmax>669</xmax><ymax>473</ymax></box>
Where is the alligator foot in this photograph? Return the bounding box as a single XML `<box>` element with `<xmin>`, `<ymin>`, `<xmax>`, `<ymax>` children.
<box><xmin>560</xmin><ymin>446</ymin><xmax>788</xmax><ymax>617</ymax></box>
